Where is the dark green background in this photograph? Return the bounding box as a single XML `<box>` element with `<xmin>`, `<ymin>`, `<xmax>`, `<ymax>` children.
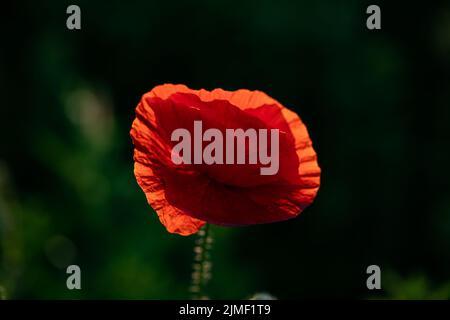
<box><xmin>1</xmin><ymin>0</ymin><xmax>449</xmax><ymax>299</ymax></box>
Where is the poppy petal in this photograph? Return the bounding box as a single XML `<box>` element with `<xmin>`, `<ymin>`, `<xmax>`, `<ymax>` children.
<box><xmin>134</xmin><ymin>161</ymin><xmax>205</xmax><ymax>235</ymax></box>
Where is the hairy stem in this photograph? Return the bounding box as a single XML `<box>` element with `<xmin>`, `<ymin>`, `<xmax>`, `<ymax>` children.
<box><xmin>190</xmin><ymin>224</ymin><xmax>213</xmax><ymax>299</ymax></box>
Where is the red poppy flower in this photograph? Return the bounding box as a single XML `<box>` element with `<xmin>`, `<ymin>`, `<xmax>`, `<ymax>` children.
<box><xmin>131</xmin><ymin>84</ymin><xmax>320</xmax><ymax>235</ymax></box>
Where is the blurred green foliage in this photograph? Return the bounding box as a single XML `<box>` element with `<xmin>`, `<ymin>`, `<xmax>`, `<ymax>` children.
<box><xmin>372</xmin><ymin>272</ymin><xmax>450</xmax><ymax>299</ymax></box>
<box><xmin>1</xmin><ymin>0</ymin><xmax>450</xmax><ymax>299</ymax></box>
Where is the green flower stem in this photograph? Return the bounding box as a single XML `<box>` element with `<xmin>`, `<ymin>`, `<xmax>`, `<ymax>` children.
<box><xmin>190</xmin><ymin>224</ymin><xmax>213</xmax><ymax>299</ymax></box>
